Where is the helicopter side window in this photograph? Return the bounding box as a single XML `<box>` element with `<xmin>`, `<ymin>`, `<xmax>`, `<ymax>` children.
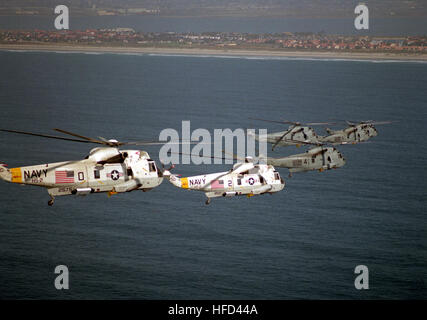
<box><xmin>127</xmin><ymin>168</ymin><xmax>133</xmax><ymax>177</ymax></box>
<box><xmin>328</xmin><ymin>156</ymin><xmax>331</xmax><ymax>162</ymax></box>
<box><xmin>237</xmin><ymin>178</ymin><xmax>242</xmax><ymax>185</ymax></box>
<box><xmin>274</xmin><ymin>172</ymin><xmax>280</xmax><ymax>180</ymax></box>
<box><xmin>94</xmin><ymin>170</ymin><xmax>100</xmax><ymax>179</ymax></box>
<box><xmin>312</xmin><ymin>158</ymin><xmax>315</xmax><ymax>163</ymax></box>
<box><xmin>78</xmin><ymin>172</ymin><xmax>84</xmax><ymax>181</ymax></box>
<box><xmin>148</xmin><ymin>162</ymin><xmax>157</xmax><ymax>172</ymax></box>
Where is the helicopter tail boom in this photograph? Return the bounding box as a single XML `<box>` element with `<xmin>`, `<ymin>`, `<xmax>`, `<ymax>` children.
<box><xmin>163</xmin><ymin>170</ymin><xmax>188</xmax><ymax>189</ymax></box>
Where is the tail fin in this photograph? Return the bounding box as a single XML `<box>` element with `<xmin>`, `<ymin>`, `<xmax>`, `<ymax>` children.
<box><xmin>163</xmin><ymin>170</ymin><xmax>187</xmax><ymax>189</ymax></box>
<box><xmin>0</xmin><ymin>163</ymin><xmax>12</xmax><ymax>182</ymax></box>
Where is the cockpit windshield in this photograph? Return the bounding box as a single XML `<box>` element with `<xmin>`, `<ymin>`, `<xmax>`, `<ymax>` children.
<box><xmin>148</xmin><ymin>162</ymin><xmax>157</xmax><ymax>172</ymax></box>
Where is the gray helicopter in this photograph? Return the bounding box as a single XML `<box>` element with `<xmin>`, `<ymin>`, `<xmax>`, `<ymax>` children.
<box><xmin>249</xmin><ymin>118</ymin><xmax>391</xmax><ymax>149</ymax></box>
<box><xmin>319</xmin><ymin>120</ymin><xmax>392</xmax><ymax>145</ymax></box>
<box><xmin>248</xmin><ymin>118</ymin><xmax>335</xmax><ymax>150</ymax></box>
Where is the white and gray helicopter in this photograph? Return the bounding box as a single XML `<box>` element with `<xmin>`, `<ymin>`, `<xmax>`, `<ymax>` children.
<box><xmin>0</xmin><ymin>128</ymin><xmax>176</xmax><ymax>206</ymax></box>
<box><xmin>163</xmin><ymin>154</ymin><xmax>285</xmax><ymax>205</ymax></box>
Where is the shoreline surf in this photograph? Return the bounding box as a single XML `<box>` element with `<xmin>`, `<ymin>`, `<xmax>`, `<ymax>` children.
<box><xmin>1</xmin><ymin>44</ymin><xmax>427</xmax><ymax>62</ymax></box>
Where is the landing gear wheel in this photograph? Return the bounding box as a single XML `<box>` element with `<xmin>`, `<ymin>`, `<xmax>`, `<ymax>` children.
<box><xmin>205</xmin><ymin>198</ymin><xmax>211</xmax><ymax>205</ymax></box>
<box><xmin>48</xmin><ymin>195</ymin><xmax>55</xmax><ymax>206</ymax></box>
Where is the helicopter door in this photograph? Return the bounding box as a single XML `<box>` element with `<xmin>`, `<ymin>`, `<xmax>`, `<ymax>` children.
<box><xmin>234</xmin><ymin>177</ymin><xmax>241</xmax><ymax>189</ymax></box>
<box><xmin>75</xmin><ymin>165</ymin><xmax>89</xmax><ymax>188</ymax></box>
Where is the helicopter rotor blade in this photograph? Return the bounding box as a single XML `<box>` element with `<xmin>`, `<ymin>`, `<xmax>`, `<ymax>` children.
<box><xmin>333</xmin><ymin>119</ymin><xmax>394</xmax><ymax>126</ymax></box>
<box><xmin>0</xmin><ymin>129</ymin><xmax>96</xmax><ymax>144</ymax></box>
<box><xmin>249</xmin><ymin>117</ymin><xmax>336</xmax><ymax>126</ymax></box>
<box><xmin>121</xmin><ymin>140</ymin><xmax>206</xmax><ymax>146</ymax></box>
<box><xmin>1</xmin><ymin>128</ymin><xmax>207</xmax><ymax>148</ymax></box>
<box><xmin>53</xmin><ymin>128</ymin><xmax>108</xmax><ymax>145</ymax></box>
<box><xmin>362</xmin><ymin>120</ymin><xmax>394</xmax><ymax>125</ymax></box>
<box><xmin>221</xmin><ymin>150</ymin><xmax>262</xmax><ymax>163</ymax></box>
<box><xmin>282</xmin><ymin>138</ymin><xmax>323</xmax><ymax>146</ymax></box>
<box><xmin>248</xmin><ymin>117</ymin><xmax>297</xmax><ymax>125</ymax></box>
<box><xmin>168</xmin><ymin>152</ymin><xmax>233</xmax><ymax>162</ymax></box>
<box><xmin>304</xmin><ymin>121</ymin><xmax>337</xmax><ymax>126</ymax></box>
<box><xmin>271</xmin><ymin>130</ymin><xmax>291</xmax><ymax>151</ymax></box>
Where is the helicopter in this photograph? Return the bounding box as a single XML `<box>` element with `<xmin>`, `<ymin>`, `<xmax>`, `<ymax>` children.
<box><xmin>267</xmin><ymin>145</ymin><xmax>346</xmax><ymax>177</ymax></box>
<box><xmin>319</xmin><ymin>120</ymin><xmax>392</xmax><ymax>145</ymax></box>
<box><xmin>249</xmin><ymin>118</ymin><xmax>391</xmax><ymax>148</ymax></box>
<box><xmin>0</xmin><ymin>128</ymin><xmax>177</xmax><ymax>206</ymax></box>
<box><xmin>163</xmin><ymin>155</ymin><xmax>285</xmax><ymax>205</ymax></box>
<box><xmin>248</xmin><ymin>118</ymin><xmax>334</xmax><ymax>150</ymax></box>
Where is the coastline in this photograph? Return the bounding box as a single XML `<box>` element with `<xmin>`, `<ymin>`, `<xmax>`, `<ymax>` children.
<box><xmin>1</xmin><ymin>43</ymin><xmax>427</xmax><ymax>61</ymax></box>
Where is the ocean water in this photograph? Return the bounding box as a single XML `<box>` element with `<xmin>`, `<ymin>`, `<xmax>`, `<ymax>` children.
<box><xmin>0</xmin><ymin>50</ymin><xmax>426</xmax><ymax>299</ymax></box>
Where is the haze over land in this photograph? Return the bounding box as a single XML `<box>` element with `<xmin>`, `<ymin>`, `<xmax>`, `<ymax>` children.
<box><xmin>1</xmin><ymin>0</ymin><xmax>426</xmax><ymax>18</ymax></box>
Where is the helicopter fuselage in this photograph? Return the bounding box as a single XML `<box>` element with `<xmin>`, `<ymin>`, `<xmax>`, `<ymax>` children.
<box><xmin>165</xmin><ymin>162</ymin><xmax>285</xmax><ymax>204</ymax></box>
<box><xmin>320</xmin><ymin>124</ymin><xmax>378</xmax><ymax>144</ymax></box>
<box><xmin>266</xmin><ymin>146</ymin><xmax>346</xmax><ymax>173</ymax></box>
<box><xmin>0</xmin><ymin>148</ymin><xmax>163</xmax><ymax>204</ymax></box>
<box><xmin>253</xmin><ymin>125</ymin><xmax>320</xmax><ymax>147</ymax></box>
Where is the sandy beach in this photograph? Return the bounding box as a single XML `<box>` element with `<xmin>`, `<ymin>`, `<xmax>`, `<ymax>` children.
<box><xmin>1</xmin><ymin>43</ymin><xmax>426</xmax><ymax>61</ymax></box>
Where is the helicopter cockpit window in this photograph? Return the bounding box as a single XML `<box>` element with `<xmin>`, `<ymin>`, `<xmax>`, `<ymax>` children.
<box><xmin>97</xmin><ymin>154</ymin><xmax>125</xmax><ymax>164</ymax></box>
<box><xmin>148</xmin><ymin>162</ymin><xmax>157</xmax><ymax>172</ymax></box>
